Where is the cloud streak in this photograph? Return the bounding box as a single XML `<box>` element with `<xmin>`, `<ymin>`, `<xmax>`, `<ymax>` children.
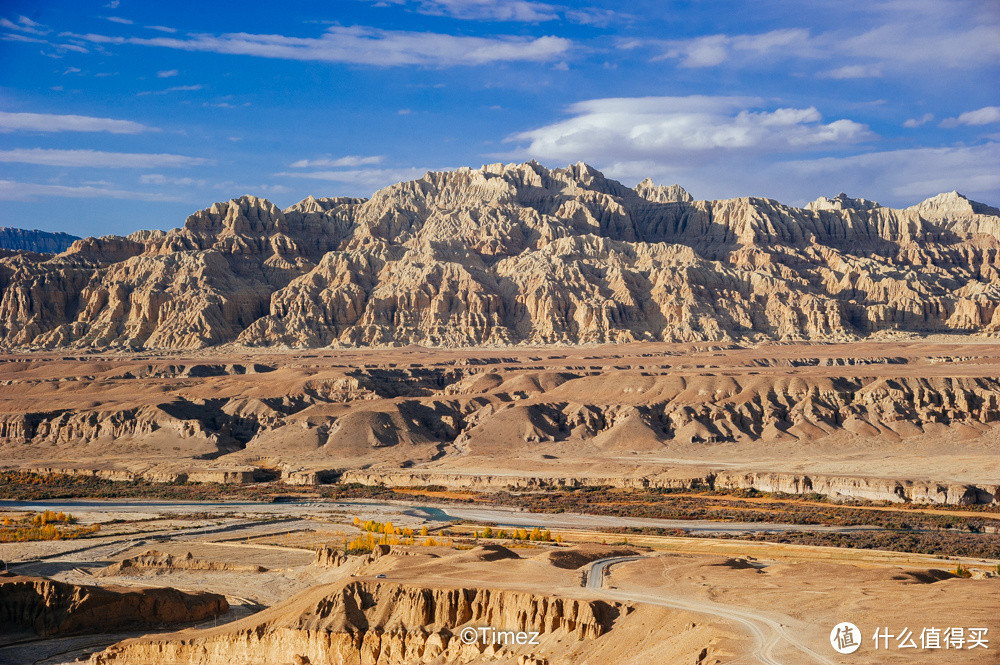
<box><xmin>0</xmin><ymin>179</ymin><xmax>185</xmax><ymax>202</ymax></box>
<box><xmin>0</xmin><ymin>111</ymin><xmax>154</xmax><ymax>134</ymax></box>
<box><xmin>289</xmin><ymin>155</ymin><xmax>384</xmax><ymax>168</ymax></box>
<box><xmin>65</xmin><ymin>25</ymin><xmax>572</xmax><ymax>66</ymax></box>
<box><xmin>0</xmin><ymin>148</ymin><xmax>209</xmax><ymax>168</ymax></box>
<box><xmin>652</xmin><ymin>4</ymin><xmax>1000</xmax><ymax>77</ymax></box>
<box><xmin>275</xmin><ymin>166</ymin><xmax>443</xmax><ymax>191</ymax></box>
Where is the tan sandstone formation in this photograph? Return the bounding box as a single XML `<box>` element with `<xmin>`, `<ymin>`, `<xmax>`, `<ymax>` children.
<box><xmin>98</xmin><ymin>550</ymin><xmax>267</xmax><ymax>575</ymax></box>
<box><xmin>88</xmin><ymin>580</ymin><xmax>626</xmax><ymax>665</ymax></box>
<box><xmin>1</xmin><ymin>162</ymin><xmax>998</xmax><ymax>350</ymax></box>
<box><xmin>1</xmin><ymin>343</ymin><xmax>999</xmax><ymax>504</ymax></box>
<box><xmin>0</xmin><ymin>574</ymin><xmax>227</xmax><ymax>640</ymax></box>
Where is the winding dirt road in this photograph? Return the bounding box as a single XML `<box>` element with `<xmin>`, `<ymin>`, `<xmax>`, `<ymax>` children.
<box><xmin>587</xmin><ymin>556</ymin><xmax>837</xmax><ymax>665</ymax></box>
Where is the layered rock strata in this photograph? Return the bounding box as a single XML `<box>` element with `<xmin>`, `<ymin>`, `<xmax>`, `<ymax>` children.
<box><xmin>89</xmin><ymin>581</ymin><xmax>625</xmax><ymax>665</ymax></box>
<box><xmin>0</xmin><ymin>575</ymin><xmax>227</xmax><ymax>639</ymax></box>
<box><xmin>340</xmin><ymin>470</ymin><xmax>1000</xmax><ymax>505</ymax></box>
<box><xmin>99</xmin><ymin>550</ymin><xmax>267</xmax><ymax>575</ymax></box>
<box><xmin>1</xmin><ymin>162</ymin><xmax>997</xmax><ymax>350</ymax></box>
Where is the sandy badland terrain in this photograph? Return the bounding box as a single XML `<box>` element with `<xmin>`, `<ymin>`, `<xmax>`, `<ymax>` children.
<box><xmin>1</xmin><ymin>500</ymin><xmax>996</xmax><ymax>665</ymax></box>
<box><xmin>2</xmin><ymin>341</ymin><xmax>999</xmax><ymax>504</ymax></box>
<box><xmin>2</xmin><ymin>162</ymin><xmax>999</xmax><ymax>663</ymax></box>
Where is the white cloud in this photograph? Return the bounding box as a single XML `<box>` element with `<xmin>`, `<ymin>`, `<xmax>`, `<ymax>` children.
<box><xmin>146</xmin><ymin>25</ymin><xmax>177</xmax><ymax>33</ymax></box>
<box><xmin>940</xmin><ymin>106</ymin><xmax>1000</xmax><ymax>128</ymax></box>
<box><xmin>820</xmin><ymin>64</ymin><xmax>882</xmax><ymax>79</ymax></box>
<box><xmin>136</xmin><ymin>84</ymin><xmax>204</xmax><ymax>96</ymax></box>
<box><xmin>371</xmin><ymin>0</ymin><xmax>619</xmax><ymax>25</ymax></box>
<box><xmin>903</xmin><ymin>113</ymin><xmax>934</xmax><ymax>128</ymax></box>
<box><xmin>0</xmin><ymin>110</ymin><xmax>153</xmax><ymax>134</ymax></box>
<box><xmin>511</xmin><ymin>96</ymin><xmax>871</xmax><ymax>163</ymax></box>
<box><xmin>659</xmin><ymin>29</ymin><xmax>812</xmax><ymax>68</ymax></box>
<box><xmin>139</xmin><ymin>174</ymin><xmax>207</xmax><ymax>186</ymax></box>
<box><xmin>289</xmin><ymin>155</ymin><xmax>385</xmax><ymax>168</ymax></box>
<box><xmin>0</xmin><ymin>148</ymin><xmax>209</xmax><ymax>168</ymax></box>
<box><xmin>0</xmin><ymin>179</ymin><xmax>184</xmax><ymax>202</ymax></box>
<box><xmin>65</xmin><ymin>25</ymin><xmax>572</xmax><ymax>66</ymax></box>
<box><xmin>770</xmin><ymin>142</ymin><xmax>1000</xmax><ymax>204</ymax></box>
<box><xmin>104</xmin><ymin>16</ymin><xmax>133</xmax><ymax>25</ymax></box>
<box><xmin>156</xmin><ymin>68</ymin><xmax>178</xmax><ymax>77</ymax></box>
<box><xmin>2</xmin><ymin>32</ymin><xmax>46</xmax><ymax>45</ymax></box>
<box><xmin>596</xmin><ymin>142</ymin><xmax>999</xmax><ymax>209</ymax></box>
<box><xmin>653</xmin><ymin>6</ymin><xmax>1000</xmax><ymax>76</ymax></box>
<box><xmin>0</xmin><ymin>16</ymin><xmax>50</xmax><ymax>36</ymax></box>
<box><xmin>212</xmin><ymin>181</ymin><xmax>291</xmax><ymax>195</ymax></box>
<box><xmin>408</xmin><ymin>0</ymin><xmax>559</xmax><ymax>22</ymax></box>
<box><xmin>275</xmin><ymin>166</ymin><xmax>441</xmax><ymax>191</ymax></box>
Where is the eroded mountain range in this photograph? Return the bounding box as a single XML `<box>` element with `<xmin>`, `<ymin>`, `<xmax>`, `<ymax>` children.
<box><xmin>2</xmin><ymin>161</ymin><xmax>998</xmax><ymax>350</ymax></box>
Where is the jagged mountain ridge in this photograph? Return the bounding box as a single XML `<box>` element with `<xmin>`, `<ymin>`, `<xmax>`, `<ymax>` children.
<box><xmin>1</xmin><ymin>161</ymin><xmax>998</xmax><ymax>349</ymax></box>
<box><xmin>0</xmin><ymin>227</ymin><xmax>80</xmax><ymax>254</ymax></box>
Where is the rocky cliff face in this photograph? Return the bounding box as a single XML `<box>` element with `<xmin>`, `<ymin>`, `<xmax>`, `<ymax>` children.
<box><xmin>0</xmin><ymin>575</ymin><xmax>227</xmax><ymax>638</ymax></box>
<box><xmin>1</xmin><ymin>162</ymin><xmax>998</xmax><ymax>349</ymax></box>
<box><xmin>0</xmin><ymin>227</ymin><xmax>80</xmax><ymax>254</ymax></box>
<box><xmin>89</xmin><ymin>580</ymin><xmax>625</xmax><ymax>665</ymax></box>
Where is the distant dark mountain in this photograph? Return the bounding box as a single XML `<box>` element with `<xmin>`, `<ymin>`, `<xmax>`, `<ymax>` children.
<box><xmin>0</xmin><ymin>227</ymin><xmax>80</xmax><ymax>254</ymax></box>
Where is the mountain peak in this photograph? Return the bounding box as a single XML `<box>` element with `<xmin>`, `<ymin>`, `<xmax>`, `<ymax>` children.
<box><xmin>806</xmin><ymin>192</ymin><xmax>882</xmax><ymax>212</ymax></box>
<box><xmin>0</xmin><ymin>227</ymin><xmax>81</xmax><ymax>254</ymax></box>
<box><xmin>910</xmin><ymin>191</ymin><xmax>1000</xmax><ymax>219</ymax></box>
<box><xmin>634</xmin><ymin>178</ymin><xmax>694</xmax><ymax>203</ymax></box>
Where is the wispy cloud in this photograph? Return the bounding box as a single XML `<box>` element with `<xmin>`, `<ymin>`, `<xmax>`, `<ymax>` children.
<box><xmin>940</xmin><ymin>106</ymin><xmax>1000</xmax><ymax>128</ymax></box>
<box><xmin>146</xmin><ymin>25</ymin><xmax>177</xmax><ymax>33</ymax></box>
<box><xmin>0</xmin><ymin>179</ymin><xmax>184</xmax><ymax>202</ymax></box>
<box><xmin>598</xmin><ymin>142</ymin><xmax>1000</xmax><ymax>209</ymax></box>
<box><xmin>651</xmin><ymin>4</ymin><xmax>1000</xmax><ymax>77</ymax></box>
<box><xmin>368</xmin><ymin>0</ymin><xmax>619</xmax><ymax>25</ymax></box>
<box><xmin>275</xmin><ymin>166</ymin><xmax>439</xmax><ymax>191</ymax></box>
<box><xmin>136</xmin><ymin>84</ymin><xmax>204</xmax><ymax>96</ymax></box>
<box><xmin>104</xmin><ymin>16</ymin><xmax>133</xmax><ymax>25</ymax></box>
<box><xmin>770</xmin><ymin>142</ymin><xmax>1000</xmax><ymax>203</ymax></box>
<box><xmin>391</xmin><ymin>0</ymin><xmax>559</xmax><ymax>22</ymax></box>
<box><xmin>212</xmin><ymin>181</ymin><xmax>291</xmax><ymax>195</ymax></box>
<box><xmin>658</xmin><ymin>29</ymin><xmax>811</xmax><ymax>68</ymax></box>
<box><xmin>139</xmin><ymin>173</ymin><xmax>207</xmax><ymax>186</ymax></box>
<box><xmin>903</xmin><ymin>113</ymin><xmax>934</xmax><ymax>128</ymax></box>
<box><xmin>64</xmin><ymin>25</ymin><xmax>572</xmax><ymax>66</ymax></box>
<box><xmin>511</xmin><ymin>96</ymin><xmax>871</xmax><ymax>164</ymax></box>
<box><xmin>819</xmin><ymin>64</ymin><xmax>882</xmax><ymax>79</ymax></box>
<box><xmin>156</xmin><ymin>68</ymin><xmax>178</xmax><ymax>77</ymax></box>
<box><xmin>289</xmin><ymin>155</ymin><xmax>384</xmax><ymax>168</ymax></box>
<box><xmin>0</xmin><ymin>15</ymin><xmax>50</xmax><ymax>36</ymax></box>
<box><xmin>0</xmin><ymin>148</ymin><xmax>209</xmax><ymax>168</ymax></box>
<box><xmin>0</xmin><ymin>111</ymin><xmax>154</xmax><ymax>134</ymax></box>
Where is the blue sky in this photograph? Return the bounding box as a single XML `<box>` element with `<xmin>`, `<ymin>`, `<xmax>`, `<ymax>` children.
<box><xmin>1</xmin><ymin>0</ymin><xmax>998</xmax><ymax>237</ymax></box>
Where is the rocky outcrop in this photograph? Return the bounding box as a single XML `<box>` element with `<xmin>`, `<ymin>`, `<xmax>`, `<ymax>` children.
<box><xmin>339</xmin><ymin>470</ymin><xmax>1000</xmax><ymax>505</ymax></box>
<box><xmin>99</xmin><ymin>550</ymin><xmax>267</xmax><ymax>575</ymax></box>
<box><xmin>89</xmin><ymin>581</ymin><xmax>625</xmax><ymax>665</ymax></box>
<box><xmin>314</xmin><ymin>546</ymin><xmax>350</xmax><ymax>568</ymax></box>
<box><xmin>0</xmin><ymin>575</ymin><xmax>227</xmax><ymax>639</ymax></box>
<box><xmin>1</xmin><ymin>162</ymin><xmax>998</xmax><ymax>350</ymax></box>
<box><xmin>0</xmin><ymin>227</ymin><xmax>79</xmax><ymax>254</ymax></box>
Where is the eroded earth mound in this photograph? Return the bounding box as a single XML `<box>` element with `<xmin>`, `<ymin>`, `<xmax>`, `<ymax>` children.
<box><xmin>0</xmin><ymin>574</ymin><xmax>227</xmax><ymax>642</ymax></box>
<box><xmin>88</xmin><ymin>580</ymin><xmax>626</xmax><ymax>665</ymax></box>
